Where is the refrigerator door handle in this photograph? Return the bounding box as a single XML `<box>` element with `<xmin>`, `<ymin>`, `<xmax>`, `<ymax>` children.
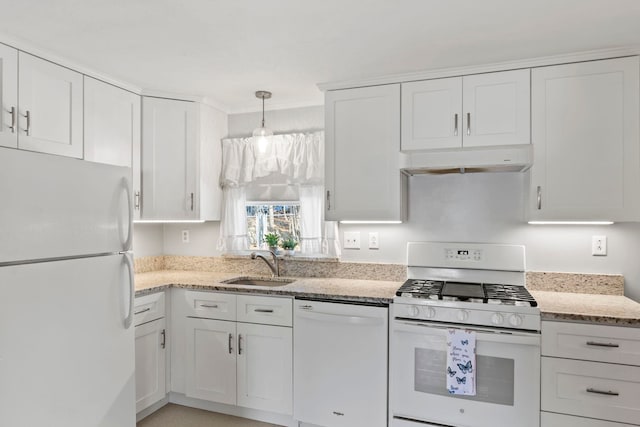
<box><xmin>122</xmin><ymin>252</ymin><xmax>135</xmax><ymax>329</ymax></box>
<box><xmin>121</xmin><ymin>177</ymin><xmax>133</xmax><ymax>252</ymax></box>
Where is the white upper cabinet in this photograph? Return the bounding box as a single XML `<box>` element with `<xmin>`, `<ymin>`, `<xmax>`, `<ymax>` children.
<box><xmin>17</xmin><ymin>52</ymin><xmax>83</xmax><ymax>158</ymax></box>
<box><xmin>401</xmin><ymin>69</ymin><xmax>530</xmax><ymax>151</ymax></box>
<box><xmin>401</xmin><ymin>77</ymin><xmax>462</xmax><ymax>150</ymax></box>
<box><xmin>84</xmin><ymin>77</ymin><xmax>140</xmax><ymax>168</ymax></box>
<box><xmin>84</xmin><ymin>77</ymin><xmax>141</xmax><ymax>219</ymax></box>
<box><xmin>141</xmin><ymin>97</ymin><xmax>224</xmax><ymax>221</ymax></box>
<box><xmin>529</xmin><ymin>56</ymin><xmax>640</xmax><ymax>222</ymax></box>
<box><xmin>0</xmin><ymin>43</ymin><xmax>18</xmax><ymax>149</ymax></box>
<box><xmin>325</xmin><ymin>84</ymin><xmax>406</xmax><ymax>221</ymax></box>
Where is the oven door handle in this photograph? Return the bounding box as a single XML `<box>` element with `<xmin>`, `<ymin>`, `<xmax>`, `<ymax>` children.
<box><xmin>393</xmin><ymin>320</ymin><xmax>540</xmax><ymax>346</ymax></box>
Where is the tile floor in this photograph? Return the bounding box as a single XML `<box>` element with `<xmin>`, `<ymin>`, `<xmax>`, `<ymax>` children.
<box><xmin>137</xmin><ymin>404</ymin><xmax>283</xmax><ymax>427</ymax></box>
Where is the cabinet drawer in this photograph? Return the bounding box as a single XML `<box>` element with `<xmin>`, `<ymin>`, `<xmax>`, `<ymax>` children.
<box><xmin>541</xmin><ymin>411</ymin><xmax>637</xmax><ymax>427</ymax></box>
<box><xmin>134</xmin><ymin>292</ymin><xmax>165</xmax><ymax>326</ymax></box>
<box><xmin>237</xmin><ymin>295</ymin><xmax>292</xmax><ymax>327</ymax></box>
<box><xmin>185</xmin><ymin>291</ymin><xmax>236</xmax><ymax>321</ymax></box>
<box><xmin>542</xmin><ymin>321</ymin><xmax>640</xmax><ymax>365</ymax></box>
<box><xmin>541</xmin><ymin>357</ymin><xmax>640</xmax><ymax>425</ymax></box>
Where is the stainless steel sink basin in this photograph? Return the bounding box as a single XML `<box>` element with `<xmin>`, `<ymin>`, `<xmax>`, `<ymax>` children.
<box><xmin>222</xmin><ymin>277</ymin><xmax>294</xmax><ymax>287</ymax></box>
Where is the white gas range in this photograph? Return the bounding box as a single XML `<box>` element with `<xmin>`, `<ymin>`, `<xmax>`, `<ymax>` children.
<box><xmin>390</xmin><ymin>242</ymin><xmax>541</xmax><ymax>427</ymax></box>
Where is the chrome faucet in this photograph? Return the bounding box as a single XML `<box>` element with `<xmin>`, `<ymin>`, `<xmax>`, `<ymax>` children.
<box><xmin>250</xmin><ymin>250</ymin><xmax>280</xmax><ymax>277</ymax></box>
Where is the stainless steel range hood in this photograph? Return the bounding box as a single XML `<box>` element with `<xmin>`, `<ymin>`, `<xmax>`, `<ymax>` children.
<box><xmin>399</xmin><ymin>144</ymin><xmax>533</xmax><ymax>175</ymax></box>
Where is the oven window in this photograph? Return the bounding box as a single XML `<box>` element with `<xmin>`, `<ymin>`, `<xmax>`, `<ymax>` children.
<box><xmin>415</xmin><ymin>348</ymin><xmax>515</xmax><ymax>405</ymax></box>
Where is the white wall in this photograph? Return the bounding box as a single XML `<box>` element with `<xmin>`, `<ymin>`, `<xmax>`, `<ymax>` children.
<box><xmin>132</xmin><ymin>224</ymin><xmax>165</xmax><ymax>257</ymax></box>
<box><xmin>133</xmin><ymin>105</ymin><xmax>640</xmax><ymax>301</ymax></box>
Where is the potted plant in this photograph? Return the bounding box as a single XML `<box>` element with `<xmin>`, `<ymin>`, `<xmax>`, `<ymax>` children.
<box><xmin>281</xmin><ymin>238</ymin><xmax>297</xmax><ymax>256</ymax></box>
<box><xmin>264</xmin><ymin>232</ymin><xmax>280</xmax><ymax>253</ymax></box>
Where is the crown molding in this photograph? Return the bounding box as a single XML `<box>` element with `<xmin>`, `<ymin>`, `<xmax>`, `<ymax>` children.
<box><xmin>317</xmin><ymin>45</ymin><xmax>640</xmax><ymax>92</ymax></box>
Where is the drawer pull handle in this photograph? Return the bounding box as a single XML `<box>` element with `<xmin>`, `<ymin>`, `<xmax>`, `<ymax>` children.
<box><xmin>332</xmin><ymin>411</ymin><xmax>344</xmax><ymax>416</ymax></box>
<box><xmin>134</xmin><ymin>308</ymin><xmax>151</xmax><ymax>315</ymax></box>
<box><xmin>200</xmin><ymin>304</ymin><xmax>219</xmax><ymax>308</ymax></box>
<box><xmin>254</xmin><ymin>308</ymin><xmax>274</xmax><ymax>313</ymax></box>
<box><xmin>586</xmin><ymin>341</ymin><xmax>619</xmax><ymax>348</ymax></box>
<box><xmin>300</xmin><ymin>305</ymin><xmax>313</xmax><ymax>310</ymax></box>
<box><xmin>586</xmin><ymin>387</ymin><xmax>619</xmax><ymax>396</ymax></box>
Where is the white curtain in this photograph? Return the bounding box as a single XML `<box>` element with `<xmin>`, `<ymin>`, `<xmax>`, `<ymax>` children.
<box><xmin>218</xmin><ymin>131</ymin><xmax>340</xmax><ymax>256</ymax></box>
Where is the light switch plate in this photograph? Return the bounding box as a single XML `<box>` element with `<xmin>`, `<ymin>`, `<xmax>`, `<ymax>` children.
<box><xmin>344</xmin><ymin>231</ymin><xmax>361</xmax><ymax>249</ymax></box>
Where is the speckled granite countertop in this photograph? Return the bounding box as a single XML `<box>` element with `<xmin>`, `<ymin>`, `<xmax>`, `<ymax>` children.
<box><xmin>531</xmin><ymin>290</ymin><xmax>640</xmax><ymax>327</ymax></box>
<box><xmin>136</xmin><ymin>270</ymin><xmax>640</xmax><ymax>326</ymax></box>
<box><xmin>135</xmin><ymin>270</ymin><xmax>401</xmax><ymax>305</ymax></box>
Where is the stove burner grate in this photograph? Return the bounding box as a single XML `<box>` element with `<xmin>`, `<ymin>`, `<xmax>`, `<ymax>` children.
<box><xmin>396</xmin><ymin>279</ymin><xmax>537</xmax><ymax>307</ymax></box>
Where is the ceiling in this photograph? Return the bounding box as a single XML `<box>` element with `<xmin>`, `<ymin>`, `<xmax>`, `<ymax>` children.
<box><xmin>2</xmin><ymin>0</ymin><xmax>639</xmax><ymax>112</ymax></box>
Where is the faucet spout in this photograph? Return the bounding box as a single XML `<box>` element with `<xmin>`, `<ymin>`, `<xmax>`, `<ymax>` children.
<box><xmin>250</xmin><ymin>250</ymin><xmax>280</xmax><ymax>277</ymax></box>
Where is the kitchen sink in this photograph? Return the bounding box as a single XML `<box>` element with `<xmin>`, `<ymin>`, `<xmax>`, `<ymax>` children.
<box><xmin>222</xmin><ymin>277</ymin><xmax>294</xmax><ymax>287</ymax></box>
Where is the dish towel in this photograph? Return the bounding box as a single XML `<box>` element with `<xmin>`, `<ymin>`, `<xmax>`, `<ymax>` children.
<box><xmin>446</xmin><ymin>329</ymin><xmax>476</xmax><ymax>395</ymax></box>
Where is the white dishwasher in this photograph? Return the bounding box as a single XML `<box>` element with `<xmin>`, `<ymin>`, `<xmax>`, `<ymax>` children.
<box><xmin>293</xmin><ymin>299</ymin><xmax>388</xmax><ymax>427</ymax></box>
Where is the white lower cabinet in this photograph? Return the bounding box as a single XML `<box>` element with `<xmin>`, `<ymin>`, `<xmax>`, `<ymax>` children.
<box><xmin>541</xmin><ymin>321</ymin><xmax>640</xmax><ymax>426</ymax></box>
<box><xmin>184</xmin><ymin>291</ymin><xmax>293</xmax><ymax>415</ymax></box>
<box><xmin>134</xmin><ymin>292</ymin><xmax>167</xmax><ymax>414</ymax></box>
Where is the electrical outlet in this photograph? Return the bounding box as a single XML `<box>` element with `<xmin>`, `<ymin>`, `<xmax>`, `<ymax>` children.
<box><xmin>369</xmin><ymin>232</ymin><xmax>379</xmax><ymax>249</ymax></box>
<box><xmin>343</xmin><ymin>231</ymin><xmax>361</xmax><ymax>249</ymax></box>
<box><xmin>182</xmin><ymin>229</ymin><xmax>190</xmax><ymax>243</ymax></box>
<box><xmin>592</xmin><ymin>235</ymin><xmax>607</xmax><ymax>256</ymax></box>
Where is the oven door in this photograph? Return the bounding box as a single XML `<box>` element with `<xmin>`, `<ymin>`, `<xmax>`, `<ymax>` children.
<box><xmin>390</xmin><ymin>319</ymin><xmax>540</xmax><ymax>427</ymax></box>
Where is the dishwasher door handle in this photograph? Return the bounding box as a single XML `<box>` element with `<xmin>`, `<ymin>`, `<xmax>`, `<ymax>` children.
<box><xmin>296</xmin><ymin>309</ymin><xmax>384</xmax><ymax>326</ymax></box>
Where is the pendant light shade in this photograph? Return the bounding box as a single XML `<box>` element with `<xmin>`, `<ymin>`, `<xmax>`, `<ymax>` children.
<box><xmin>253</xmin><ymin>91</ymin><xmax>273</xmax><ymax>153</ymax></box>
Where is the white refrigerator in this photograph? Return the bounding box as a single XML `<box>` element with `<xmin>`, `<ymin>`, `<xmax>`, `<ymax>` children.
<box><xmin>0</xmin><ymin>148</ymin><xmax>136</xmax><ymax>427</ymax></box>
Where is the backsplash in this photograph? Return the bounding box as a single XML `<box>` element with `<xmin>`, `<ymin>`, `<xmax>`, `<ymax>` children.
<box><xmin>526</xmin><ymin>271</ymin><xmax>624</xmax><ymax>295</ymax></box>
<box><xmin>135</xmin><ymin>255</ymin><xmax>407</xmax><ymax>282</ymax></box>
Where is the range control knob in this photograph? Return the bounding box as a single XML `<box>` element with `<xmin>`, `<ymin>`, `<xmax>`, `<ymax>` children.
<box><xmin>425</xmin><ymin>307</ymin><xmax>436</xmax><ymax>319</ymax></box>
<box><xmin>407</xmin><ymin>305</ymin><xmax>420</xmax><ymax>317</ymax></box>
<box><xmin>509</xmin><ymin>314</ymin><xmax>524</xmax><ymax>327</ymax></box>
<box><xmin>491</xmin><ymin>313</ymin><xmax>504</xmax><ymax>325</ymax></box>
<box><xmin>456</xmin><ymin>310</ymin><xmax>469</xmax><ymax>322</ymax></box>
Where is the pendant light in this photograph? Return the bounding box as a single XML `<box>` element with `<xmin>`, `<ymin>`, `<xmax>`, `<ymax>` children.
<box><xmin>252</xmin><ymin>90</ymin><xmax>273</xmax><ymax>153</ymax></box>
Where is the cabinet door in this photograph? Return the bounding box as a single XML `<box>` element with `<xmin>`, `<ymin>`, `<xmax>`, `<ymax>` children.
<box><xmin>462</xmin><ymin>69</ymin><xmax>530</xmax><ymax>147</ymax></box>
<box><xmin>325</xmin><ymin>84</ymin><xmax>405</xmax><ymax>221</ymax></box>
<box><xmin>84</xmin><ymin>77</ymin><xmax>142</xmax><ymax>219</ymax></box>
<box><xmin>237</xmin><ymin>323</ymin><xmax>292</xmax><ymax>414</ymax></box>
<box><xmin>17</xmin><ymin>52</ymin><xmax>83</xmax><ymax>158</ymax></box>
<box><xmin>185</xmin><ymin>317</ymin><xmax>236</xmax><ymax>405</ymax></box>
<box><xmin>142</xmin><ymin>97</ymin><xmax>198</xmax><ymax>220</ymax></box>
<box><xmin>529</xmin><ymin>57</ymin><xmax>640</xmax><ymax>221</ymax></box>
<box><xmin>401</xmin><ymin>77</ymin><xmax>462</xmax><ymax>151</ymax></box>
<box><xmin>0</xmin><ymin>43</ymin><xmax>18</xmax><ymax>149</ymax></box>
<box><xmin>135</xmin><ymin>317</ymin><xmax>166</xmax><ymax>413</ymax></box>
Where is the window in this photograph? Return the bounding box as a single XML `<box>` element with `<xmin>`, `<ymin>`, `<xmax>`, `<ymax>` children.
<box><xmin>246</xmin><ymin>203</ymin><xmax>301</xmax><ymax>250</ymax></box>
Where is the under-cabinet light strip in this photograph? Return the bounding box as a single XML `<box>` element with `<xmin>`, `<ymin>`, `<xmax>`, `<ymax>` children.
<box><xmin>134</xmin><ymin>220</ymin><xmax>206</xmax><ymax>224</ymax></box>
<box><xmin>528</xmin><ymin>221</ymin><xmax>614</xmax><ymax>225</ymax></box>
<box><xmin>339</xmin><ymin>221</ymin><xmax>403</xmax><ymax>224</ymax></box>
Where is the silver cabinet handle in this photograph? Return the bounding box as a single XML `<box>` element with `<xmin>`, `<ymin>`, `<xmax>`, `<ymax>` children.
<box><xmin>537</xmin><ymin>186</ymin><xmax>542</xmax><ymax>210</ymax></box>
<box><xmin>300</xmin><ymin>305</ymin><xmax>313</xmax><ymax>310</ymax></box>
<box><xmin>200</xmin><ymin>304</ymin><xmax>219</xmax><ymax>308</ymax></box>
<box><xmin>8</xmin><ymin>107</ymin><xmax>16</xmax><ymax>133</ymax></box>
<box><xmin>160</xmin><ymin>329</ymin><xmax>166</xmax><ymax>349</ymax></box>
<box><xmin>23</xmin><ymin>110</ymin><xmax>31</xmax><ymax>136</ymax></box>
<box><xmin>123</xmin><ymin>253</ymin><xmax>135</xmax><ymax>329</ymax></box>
<box><xmin>326</xmin><ymin>190</ymin><xmax>331</xmax><ymax>211</ymax></box>
<box><xmin>454</xmin><ymin>113</ymin><xmax>458</xmax><ymax>136</ymax></box>
<box><xmin>466</xmin><ymin>112</ymin><xmax>471</xmax><ymax>136</ymax></box>
<box><xmin>134</xmin><ymin>191</ymin><xmax>141</xmax><ymax>210</ymax></box>
<box><xmin>587</xmin><ymin>388</ymin><xmax>619</xmax><ymax>396</ymax></box>
<box><xmin>254</xmin><ymin>308</ymin><xmax>274</xmax><ymax>313</ymax></box>
<box><xmin>134</xmin><ymin>307</ymin><xmax>151</xmax><ymax>315</ymax></box>
<box><xmin>586</xmin><ymin>341</ymin><xmax>620</xmax><ymax>348</ymax></box>
<box><xmin>238</xmin><ymin>334</ymin><xmax>243</xmax><ymax>355</ymax></box>
<box><xmin>332</xmin><ymin>411</ymin><xmax>345</xmax><ymax>416</ymax></box>
<box><xmin>122</xmin><ymin>177</ymin><xmax>133</xmax><ymax>252</ymax></box>
<box><xmin>228</xmin><ymin>333</ymin><xmax>233</xmax><ymax>354</ymax></box>
<box><xmin>190</xmin><ymin>192</ymin><xmax>194</xmax><ymax>211</ymax></box>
